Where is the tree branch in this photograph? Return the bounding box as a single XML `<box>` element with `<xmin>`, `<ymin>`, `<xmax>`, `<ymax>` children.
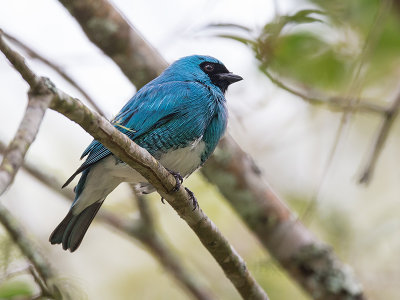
<box><xmin>262</xmin><ymin>69</ymin><xmax>386</xmax><ymax>115</ymax></box>
<box><xmin>0</xmin><ymin>204</ymin><xmax>63</xmax><ymax>299</ymax></box>
<box><xmin>0</xmin><ymin>146</ymin><xmax>215</xmax><ymax>300</ymax></box>
<box><xmin>0</xmin><ymin>32</ymin><xmax>54</xmax><ymax>195</ymax></box>
<box><xmin>55</xmin><ymin>1</ymin><xmax>366</xmax><ymax>298</ymax></box>
<box><xmin>0</xmin><ymin>32</ymin><xmax>269</xmax><ymax>300</ymax></box>
<box><xmin>0</xmin><ymin>34</ymin><xmax>214</xmax><ymax>296</ymax></box>
<box><xmin>2</xmin><ymin>146</ymin><xmax>214</xmax><ymax>300</ymax></box>
<box><xmin>0</xmin><ymin>88</ymin><xmax>52</xmax><ymax>195</ymax></box>
<box><xmin>0</xmin><ymin>34</ymin><xmax>69</xmax><ymax>300</ymax></box>
<box><xmin>202</xmin><ymin>136</ymin><xmax>364</xmax><ymax>300</ymax></box>
<box><xmin>359</xmin><ymin>91</ymin><xmax>400</xmax><ymax>184</ymax></box>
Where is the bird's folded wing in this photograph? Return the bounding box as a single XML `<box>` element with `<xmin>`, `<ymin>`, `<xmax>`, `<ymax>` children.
<box><xmin>63</xmin><ymin>81</ymin><xmax>212</xmax><ymax>187</ymax></box>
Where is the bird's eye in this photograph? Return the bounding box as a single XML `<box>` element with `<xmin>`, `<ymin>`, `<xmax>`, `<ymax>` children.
<box><xmin>203</xmin><ymin>64</ymin><xmax>214</xmax><ymax>73</ymax></box>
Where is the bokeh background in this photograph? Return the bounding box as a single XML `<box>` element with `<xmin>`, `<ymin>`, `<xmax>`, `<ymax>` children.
<box><xmin>1</xmin><ymin>0</ymin><xmax>400</xmax><ymax>299</ymax></box>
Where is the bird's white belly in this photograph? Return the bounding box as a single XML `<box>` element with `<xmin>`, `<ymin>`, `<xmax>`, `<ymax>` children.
<box><xmin>72</xmin><ymin>140</ymin><xmax>205</xmax><ymax>213</ymax></box>
<box><xmin>109</xmin><ymin>139</ymin><xmax>206</xmax><ymax>181</ymax></box>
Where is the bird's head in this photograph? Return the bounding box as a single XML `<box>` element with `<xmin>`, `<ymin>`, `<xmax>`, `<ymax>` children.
<box><xmin>163</xmin><ymin>55</ymin><xmax>243</xmax><ymax>93</ymax></box>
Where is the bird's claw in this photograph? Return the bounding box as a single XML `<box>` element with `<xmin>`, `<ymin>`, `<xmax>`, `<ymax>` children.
<box><xmin>161</xmin><ymin>187</ymin><xmax>198</xmax><ymax>210</ymax></box>
<box><xmin>160</xmin><ymin>170</ymin><xmax>197</xmax><ymax>210</ymax></box>
<box><xmin>167</xmin><ymin>169</ymin><xmax>183</xmax><ymax>192</ymax></box>
<box><xmin>161</xmin><ymin>169</ymin><xmax>184</xmax><ymax>204</ymax></box>
<box><xmin>185</xmin><ymin>187</ymin><xmax>198</xmax><ymax>210</ymax></box>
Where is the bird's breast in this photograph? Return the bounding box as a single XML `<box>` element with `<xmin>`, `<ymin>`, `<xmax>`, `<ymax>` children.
<box><xmin>158</xmin><ymin>137</ymin><xmax>206</xmax><ymax>178</ymax></box>
<box><xmin>107</xmin><ymin>137</ymin><xmax>206</xmax><ymax>183</ymax></box>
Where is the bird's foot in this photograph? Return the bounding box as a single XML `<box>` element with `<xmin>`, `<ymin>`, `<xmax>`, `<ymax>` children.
<box><xmin>185</xmin><ymin>187</ymin><xmax>198</xmax><ymax>210</ymax></box>
<box><xmin>161</xmin><ymin>169</ymin><xmax>184</xmax><ymax>204</ymax></box>
<box><xmin>167</xmin><ymin>169</ymin><xmax>183</xmax><ymax>192</ymax></box>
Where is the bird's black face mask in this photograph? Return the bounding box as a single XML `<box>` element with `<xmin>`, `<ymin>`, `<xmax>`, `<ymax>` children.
<box><xmin>200</xmin><ymin>61</ymin><xmax>243</xmax><ymax>93</ymax></box>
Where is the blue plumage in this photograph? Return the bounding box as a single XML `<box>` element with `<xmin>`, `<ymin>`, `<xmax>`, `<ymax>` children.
<box><xmin>49</xmin><ymin>55</ymin><xmax>242</xmax><ymax>252</ymax></box>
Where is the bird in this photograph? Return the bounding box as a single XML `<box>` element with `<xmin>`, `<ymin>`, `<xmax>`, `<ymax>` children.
<box><xmin>49</xmin><ymin>55</ymin><xmax>243</xmax><ymax>252</ymax></box>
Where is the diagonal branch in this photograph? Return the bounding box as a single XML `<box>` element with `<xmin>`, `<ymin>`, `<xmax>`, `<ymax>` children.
<box><xmin>262</xmin><ymin>69</ymin><xmax>386</xmax><ymax>114</ymax></box>
<box><xmin>0</xmin><ymin>204</ymin><xmax>63</xmax><ymax>299</ymax></box>
<box><xmin>0</xmin><ymin>87</ymin><xmax>52</xmax><ymax>195</ymax></box>
<box><xmin>55</xmin><ymin>1</ymin><xmax>366</xmax><ymax>298</ymax></box>
<box><xmin>0</xmin><ymin>31</ymin><xmax>269</xmax><ymax>300</ymax></box>
<box><xmin>0</xmin><ymin>34</ymin><xmax>66</xmax><ymax>300</ymax></box>
<box><xmin>50</xmin><ymin>68</ymin><xmax>269</xmax><ymax>300</ymax></box>
<box><xmin>359</xmin><ymin>92</ymin><xmax>400</xmax><ymax>184</ymax></box>
<box><xmin>0</xmin><ymin>29</ymin><xmax>213</xmax><ymax>297</ymax></box>
<box><xmin>0</xmin><ymin>140</ymin><xmax>215</xmax><ymax>300</ymax></box>
<box><xmin>0</xmin><ymin>30</ymin><xmax>51</xmax><ymax>196</ymax></box>
<box><xmin>202</xmin><ymin>136</ymin><xmax>364</xmax><ymax>300</ymax></box>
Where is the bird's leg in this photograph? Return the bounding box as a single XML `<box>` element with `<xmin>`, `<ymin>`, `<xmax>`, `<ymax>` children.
<box><xmin>167</xmin><ymin>169</ymin><xmax>184</xmax><ymax>192</ymax></box>
<box><xmin>161</xmin><ymin>169</ymin><xmax>184</xmax><ymax>204</ymax></box>
<box><xmin>185</xmin><ymin>187</ymin><xmax>198</xmax><ymax>210</ymax></box>
<box><xmin>160</xmin><ymin>170</ymin><xmax>197</xmax><ymax>209</ymax></box>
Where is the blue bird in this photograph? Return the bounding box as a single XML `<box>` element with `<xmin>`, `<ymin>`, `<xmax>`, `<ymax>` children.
<box><xmin>49</xmin><ymin>55</ymin><xmax>242</xmax><ymax>252</ymax></box>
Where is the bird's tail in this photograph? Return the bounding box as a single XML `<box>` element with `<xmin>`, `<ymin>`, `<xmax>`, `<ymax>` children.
<box><xmin>49</xmin><ymin>201</ymin><xmax>103</xmax><ymax>252</ymax></box>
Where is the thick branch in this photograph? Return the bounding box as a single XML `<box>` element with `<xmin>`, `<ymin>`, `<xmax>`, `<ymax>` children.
<box><xmin>55</xmin><ymin>1</ymin><xmax>366</xmax><ymax>298</ymax></box>
<box><xmin>0</xmin><ymin>34</ymin><xmax>268</xmax><ymax>300</ymax></box>
<box><xmin>202</xmin><ymin>136</ymin><xmax>364</xmax><ymax>300</ymax></box>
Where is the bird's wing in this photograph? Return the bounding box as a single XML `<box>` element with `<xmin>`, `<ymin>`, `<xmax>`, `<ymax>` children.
<box><xmin>63</xmin><ymin>81</ymin><xmax>212</xmax><ymax>188</ymax></box>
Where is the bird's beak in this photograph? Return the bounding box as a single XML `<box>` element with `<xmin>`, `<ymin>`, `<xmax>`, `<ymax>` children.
<box><xmin>216</xmin><ymin>72</ymin><xmax>243</xmax><ymax>84</ymax></box>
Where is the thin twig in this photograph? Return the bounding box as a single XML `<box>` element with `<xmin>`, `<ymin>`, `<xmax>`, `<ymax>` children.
<box><xmin>0</xmin><ymin>29</ymin><xmax>39</xmax><ymax>88</ymax></box>
<box><xmin>0</xmin><ymin>204</ymin><xmax>63</xmax><ymax>299</ymax></box>
<box><xmin>133</xmin><ymin>190</ymin><xmax>155</xmax><ymax>229</ymax></box>
<box><xmin>0</xmin><ymin>264</ymin><xmax>31</xmax><ymax>282</ymax></box>
<box><xmin>28</xmin><ymin>265</ymin><xmax>54</xmax><ymax>299</ymax></box>
<box><xmin>0</xmin><ymin>34</ymin><xmax>268</xmax><ymax>300</ymax></box>
<box><xmin>359</xmin><ymin>93</ymin><xmax>400</xmax><ymax>183</ymax></box>
<box><xmin>262</xmin><ymin>69</ymin><xmax>386</xmax><ymax>114</ymax></box>
<box><xmin>3</xmin><ymin>31</ymin><xmax>107</xmax><ymax>117</ymax></box>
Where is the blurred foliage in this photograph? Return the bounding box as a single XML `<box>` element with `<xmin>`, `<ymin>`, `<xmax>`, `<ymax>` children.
<box><xmin>0</xmin><ymin>279</ymin><xmax>34</xmax><ymax>299</ymax></box>
<box><xmin>213</xmin><ymin>0</ymin><xmax>400</xmax><ymax>93</ymax></box>
<box><xmin>0</xmin><ymin>235</ymin><xmax>36</xmax><ymax>299</ymax></box>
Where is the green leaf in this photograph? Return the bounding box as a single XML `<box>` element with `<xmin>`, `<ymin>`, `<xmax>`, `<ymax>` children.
<box><xmin>283</xmin><ymin>9</ymin><xmax>325</xmax><ymax>25</ymax></box>
<box><xmin>216</xmin><ymin>34</ymin><xmax>255</xmax><ymax>46</ymax></box>
<box><xmin>205</xmin><ymin>23</ymin><xmax>251</xmax><ymax>32</ymax></box>
<box><xmin>267</xmin><ymin>32</ymin><xmax>351</xmax><ymax>89</ymax></box>
<box><xmin>0</xmin><ymin>280</ymin><xmax>34</xmax><ymax>299</ymax></box>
